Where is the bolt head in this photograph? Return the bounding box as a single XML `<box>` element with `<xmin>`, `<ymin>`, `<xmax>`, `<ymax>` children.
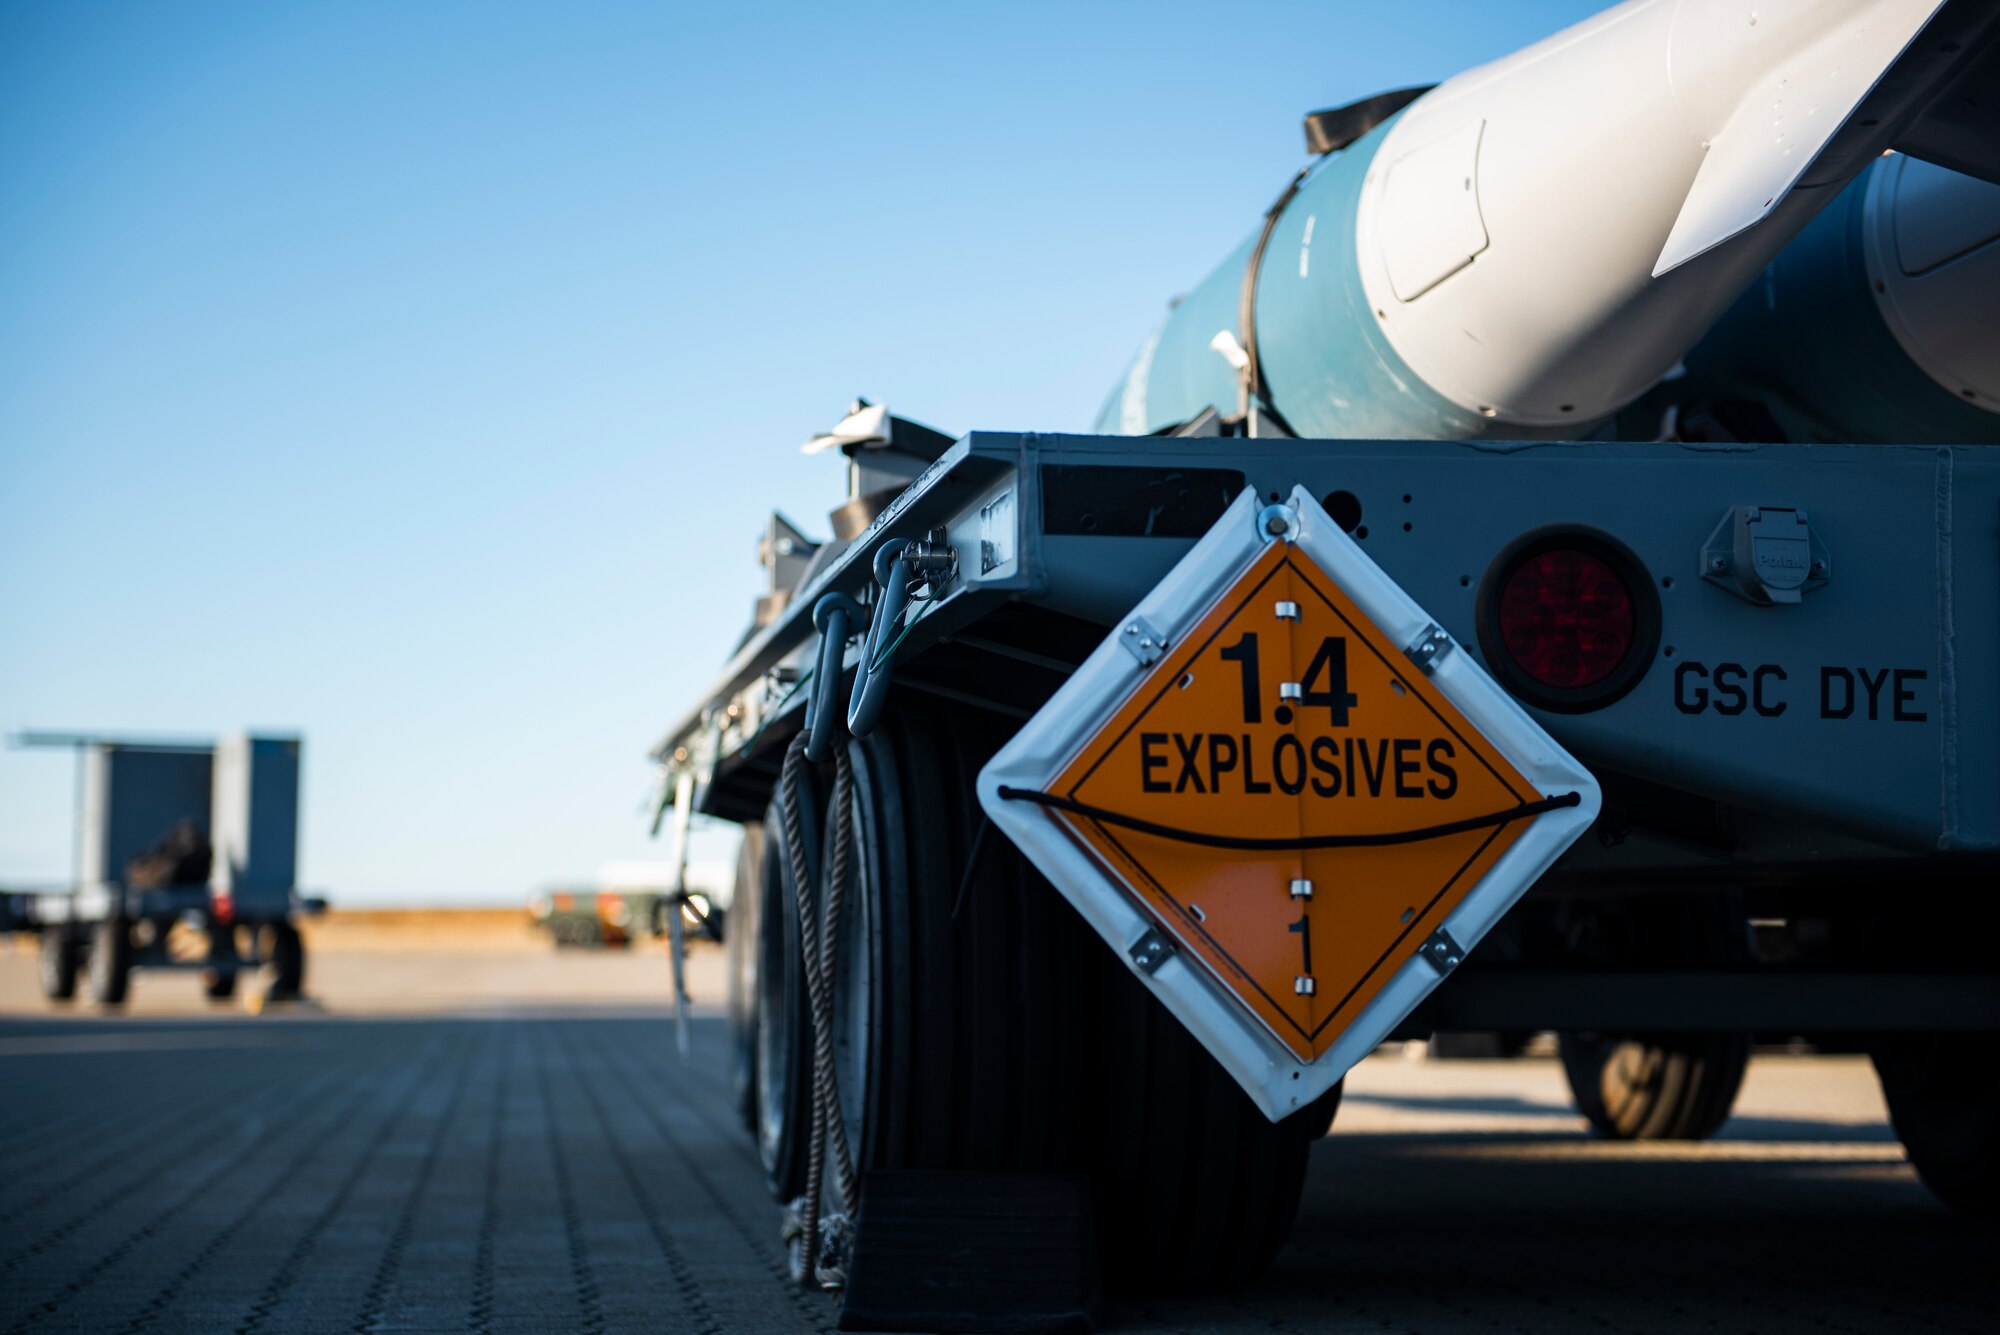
<box><xmin>1709</xmin><ymin>556</ymin><xmax>1728</xmax><ymax>573</ymax></box>
<box><xmin>1264</xmin><ymin>514</ymin><xmax>1289</xmax><ymax>536</ymax></box>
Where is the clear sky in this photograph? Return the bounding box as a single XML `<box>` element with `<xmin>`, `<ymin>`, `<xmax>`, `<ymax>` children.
<box><xmin>0</xmin><ymin>0</ymin><xmax>1602</xmax><ymax>905</ymax></box>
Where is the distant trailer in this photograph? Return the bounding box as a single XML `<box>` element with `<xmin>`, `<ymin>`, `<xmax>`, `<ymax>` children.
<box><xmin>9</xmin><ymin>731</ymin><xmax>325</xmax><ymax>1006</ymax></box>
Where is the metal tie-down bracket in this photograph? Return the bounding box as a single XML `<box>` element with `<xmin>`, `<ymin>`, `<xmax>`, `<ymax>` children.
<box><xmin>1419</xmin><ymin>927</ymin><xmax>1465</xmax><ymax>975</ymax></box>
<box><xmin>1404</xmin><ymin>623</ymin><xmax>1454</xmax><ymax>675</ymax></box>
<box><xmin>1702</xmin><ymin>506</ymin><xmax>1830</xmax><ymax>605</ymax></box>
<box><xmin>1129</xmin><ymin>928</ymin><xmax>1175</xmax><ymax>974</ymax></box>
<box><xmin>1119</xmin><ymin>615</ymin><xmax>1171</xmax><ymax>667</ymax></box>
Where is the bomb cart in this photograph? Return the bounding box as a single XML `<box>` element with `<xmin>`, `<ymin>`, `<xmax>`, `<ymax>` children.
<box><xmin>13</xmin><ymin>732</ymin><xmax>322</xmax><ymax>1006</ymax></box>
<box><xmin>648</xmin><ymin>0</ymin><xmax>2000</xmax><ymax>1300</ymax></box>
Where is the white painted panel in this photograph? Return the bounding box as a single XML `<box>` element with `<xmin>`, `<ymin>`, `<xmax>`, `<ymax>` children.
<box><xmin>1355</xmin><ymin>0</ymin><xmax>1949</xmax><ymax>427</ymax></box>
<box><xmin>1381</xmin><ymin>120</ymin><xmax>1489</xmax><ymax>301</ymax></box>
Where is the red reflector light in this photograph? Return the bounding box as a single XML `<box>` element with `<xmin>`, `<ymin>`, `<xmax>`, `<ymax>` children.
<box><xmin>1477</xmin><ymin>529</ymin><xmax>1659</xmax><ymax>713</ymax></box>
<box><xmin>1496</xmin><ymin>549</ymin><xmax>1635</xmax><ymax>689</ymax></box>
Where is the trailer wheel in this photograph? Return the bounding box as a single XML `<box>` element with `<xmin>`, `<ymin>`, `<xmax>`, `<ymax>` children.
<box><xmin>267</xmin><ymin>922</ymin><xmax>305</xmax><ymax>999</ymax></box>
<box><xmin>831</xmin><ymin>698</ymin><xmax>1315</xmax><ymax>1293</ymax></box>
<box><xmin>202</xmin><ymin>925</ymin><xmax>240</xmax><ymax>1000</ymax></box>
<box><xmin>831</xmin><ymin>700</ymin><xmax>1092</xmax><ymax>1178</ymax></box>
<box><xmin>726</xmin><ymin>822</ymin><xmax>766</xmax><ymax>1133</ymax></box>
<box><xmin>1306</xmin><ymin>1078</ymin><xmax>1344</xmax><ymax>1139</ymax></box>
<box><xmin>1872</xmin><ymin>1035</ymin><xmax>2000</xmax><ymax>1219</ymax></box>
<box><xmin>1090</xmin><ymin>961</ymin><xmax>1321</xmax><ymax>1292</ymax></box>
<box><xmin>1430</xmin><ymin>1030</ymin><xmax>1537</xmax><ymax>1060</ymax></box>
<box><xmin>40</xmin><ymin>927</ymin><xmax>81</xmax><ymax>1002</ymax></box>
<box><xmin>755</xmin><ymin>783</ymin><xmax>817</xmax><ymax>1200</ymax></box>
<box><xmin>1559</xmin><ymin>1031</ymin><xmax>1750</xmax><ymax>1140</ymax></box>
<box><xmin>87</xmin><ymin>919</ymin><xmax>134</xmax><ymax>1006</ymax></box>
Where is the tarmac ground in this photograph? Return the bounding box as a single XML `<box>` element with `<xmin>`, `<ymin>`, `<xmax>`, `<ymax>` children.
<box><xmin>0</xmin><ymin>937</ymin><xmax>1993</xmax><ymax>1334</ymax></box>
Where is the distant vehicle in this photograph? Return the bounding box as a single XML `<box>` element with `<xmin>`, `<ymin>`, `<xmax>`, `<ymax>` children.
<box><xmin>528</xmin><ymin>884</ymin><xmax>722</xmax><ymax>950</ymax></box>
<box><xmin>648</xmin><ymin>0</ymin><xmax>2000</xmax><ymax>1296</ymax></box>
<box><xmin>11</xmin><ymin>731</ymin><xmax>324</xmax><ymax>1005</ymax></box>
<box><xmin>528</xmin><ymin>889</ymin><xmax>640</xmax><ymax>948</ymax></box>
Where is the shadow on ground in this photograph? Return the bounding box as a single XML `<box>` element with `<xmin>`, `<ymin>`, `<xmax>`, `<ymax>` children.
<box><xmin>0</xmin><ymin>1013</ymin><xmax>1990</xmax><ymax>1334</ymax></box>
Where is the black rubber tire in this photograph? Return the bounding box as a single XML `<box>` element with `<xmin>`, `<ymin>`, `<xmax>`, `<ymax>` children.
<box><xmin>87</xmin><ymin>919</ymin><xmax>134</xmax><ymax>1006</ymax></box>
<box><xmin>39</xmin><ymin>927</ymin><xmax>81</xmax><ymax>1002</ymax></box>
<box><xmin>203</xmin><ymin>924</ymin><xmax>240</xmax><ymax>1000</ymax></box>
<box><xmin>833</xmin><ymin>697</ymin><xmax>1316</xmax><ymax>1293</ymax></box>
<box><xmin>755</xmin><ymin>781</ymin><xmax>817</xmax><ymax>1201</ymax></box>
<box><xmin>1306</xmin><ymin>1079</ymin><xmax>1344</xmax><ymax>1139</ymax></box>
<box><xmin>725</xmin><ymin>822</ymin><xmax>766</xmax><ymax>1134</ymax></box>
<box><xmin>1559</xmin><ymin>1031</ymin><xmax>1750</xmax><ymax>1140</ymax></box>
<box><xmin>1429</xmin><ymin>1030</ymin><xmax>1536</xmax><ymax>1060</ymax></box>
<box><xmin>1872</xmin><ymin>1034</ymin><xmax>2000</xmax><ymax>1220</ymax></box>
<box><xmin>835</xmin><ymin>700</ymin><xmax>1097</xmax><ymax>1178</ymax></box>
<box><xmin>267</xmin><ymin>922</ymin><xmax>305</xmax><ymax>998</ymax></box>
<box><xmin>1086</xmin><ymin>959</ymin><xmax>1320</xmax><ymax>1293</ymax></box>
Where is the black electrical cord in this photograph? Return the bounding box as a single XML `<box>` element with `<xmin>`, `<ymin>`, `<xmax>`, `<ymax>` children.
<box><xmin>994</xmin><ymin>786</ymin><xmax>1581</xmax><ymax>851</ymax></box>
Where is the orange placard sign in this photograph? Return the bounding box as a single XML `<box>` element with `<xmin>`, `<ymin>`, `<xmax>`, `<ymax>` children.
<box><xmin>1049</xmin><ymin>541</ymin><xmax>1537</xmax><ymax>1061</ymax></box>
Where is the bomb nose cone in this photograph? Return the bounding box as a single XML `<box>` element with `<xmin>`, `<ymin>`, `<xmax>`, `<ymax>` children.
<box><xmin>1354</xmin><ymin>0</ymin><xmax>1955</xmax><ymax>429</ymax></box>
<box><xmin>1097</xmin><ymin>0</ymin><xmax>1998</xmax><ymax>442</ymax></box>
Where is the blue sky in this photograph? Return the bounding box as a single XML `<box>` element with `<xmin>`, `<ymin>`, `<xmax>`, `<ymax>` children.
<box><xmin>0</xmin><ymin>0</ymin><xmax>1600</xmax><ymax>904</ymax></box>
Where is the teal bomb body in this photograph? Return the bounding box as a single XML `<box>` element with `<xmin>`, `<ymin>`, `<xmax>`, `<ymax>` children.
<box><xmin>1663</xmin><ymin>159</ymin><xmax>2000</xmax><ymax>447</ymax></box>
<box><xmin>1093</xmin><ymin>120</ymin><xmax>1513</xmax><ymax>443</ymax></box>
<box><xmin>1097</xmin><ymin>120</ymin><xmax>2000</xmax><ymax>448</ymax></box>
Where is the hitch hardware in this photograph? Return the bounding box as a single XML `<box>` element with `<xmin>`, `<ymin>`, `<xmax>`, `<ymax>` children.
<box><xmin>849</xmin><ymin>531</ymin><xmax>959</xmax><ymax>740</ymax></box>
<box><xmin>804</xmin><ymin>593</ymin><xmax>865</xmax><ymax>763</ymax></box>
